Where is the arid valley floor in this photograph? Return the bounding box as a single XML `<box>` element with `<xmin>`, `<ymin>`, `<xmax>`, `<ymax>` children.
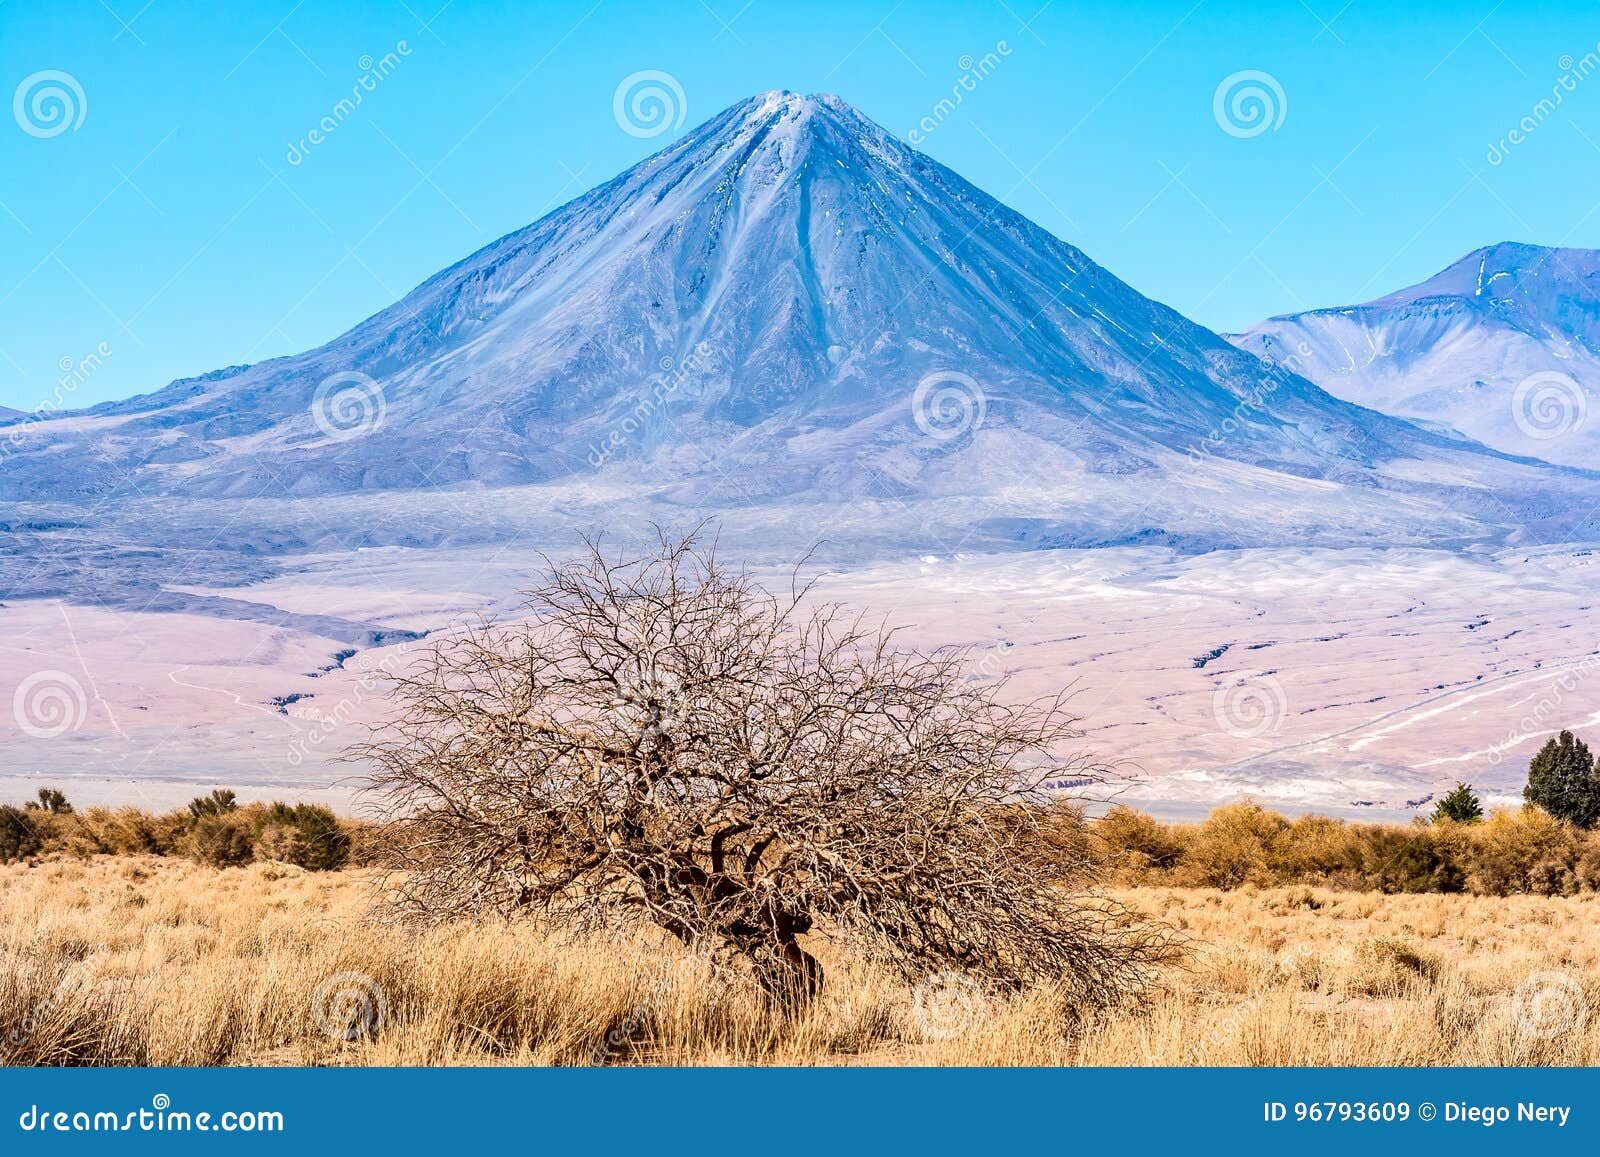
<box><xmin>6</xmin><ymin>541</ymin><xmax>1599</xmax><ymax>820</ymax></box>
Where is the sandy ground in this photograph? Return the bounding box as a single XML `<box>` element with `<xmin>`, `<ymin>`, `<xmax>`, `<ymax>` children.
<box><xmin>2</xmin><ymin>540</ymin><xmax>1597</xmax><ymax>818</ymax></box>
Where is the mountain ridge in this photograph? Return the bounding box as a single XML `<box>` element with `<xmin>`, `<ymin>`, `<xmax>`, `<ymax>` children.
<box><xmin>1232</xmin><ymin>241</ymin><xmax>1600</xmax><ymax>468</ymax></box>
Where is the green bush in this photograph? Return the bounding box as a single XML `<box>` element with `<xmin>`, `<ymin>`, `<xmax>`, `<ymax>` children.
<box><xmin>1348</xmin><ymin>822</ymin><xmax>1455</xmax><ymax>894</ymax></box>
<box><xmin>1087</xmin><ymin>802</ymin><xmax>1600</xmax><ymax>896</ymax></box>
<box><xmin>0</xmin><ymin>792</ymin><xmax>362</xmax><ymax>870</ymax></box>
<box><xmin>1431</xmin><ymin>782</ymin><xmax>1483</xmax><ymax>824</ymax></box>
<box><xmin>26</xmin><ymin>788</ymin><xmax>72</xmax><ymax>815</ymax></box>
<box><xmin>187</xmin><ymin>789</ymin><xmax>238</xmax><ymax>820</ymax></box>
<box><xmin>1525</xmin><ymin>731</ymin><xmax>1600</xmax><ymax>828</ymax></box>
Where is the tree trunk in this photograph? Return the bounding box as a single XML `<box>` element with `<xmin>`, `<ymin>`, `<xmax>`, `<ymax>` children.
<box><xmin>748</xmin><ymin>910</ymin><xmax>823</xmax><ymax>1011</ymax></box>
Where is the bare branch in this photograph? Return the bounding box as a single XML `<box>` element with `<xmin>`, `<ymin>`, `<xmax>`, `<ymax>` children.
<box><xmin>358</xmin><ymin>527</ymin><xmax>1168</xmax><ymax>1007</ymax></box>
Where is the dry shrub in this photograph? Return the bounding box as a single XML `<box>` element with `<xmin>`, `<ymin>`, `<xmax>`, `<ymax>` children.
<box><xmin>1175</xmin><ymin>802</ymin><xmax>1288</xmax><ymax>889</ymax></box>
<box><xmin>5</xmin><ymin>860</ymin><xmax>1600</xmax><ymax>1067</ymax></box>
<box><xmin>1277</xmin><ymin>815</ymin><xmax>1355</xmax><ymax>882</ymax></box>
<box><xmin>253</xmin><ymin>824</ymin><xmax>304</xmax><ymax>866</ymax></box>
<box><xmin>0</xmin><ymin>807</ymin><xmax>44</xmax><ymax>864</ymax></box>
<box><xmin>1093</xmin><ymin>804</ymin><xmax>1600</xmax><ymax>898</ymax></box>
<box><xmin>1345</xmin><ymin>937</ymin><xmax>1442</xmax><ymax>996</ymax></box>
<box><xmin>190</xmin><ymin>814</ymin><xmax>255</xmax><ymax>868</ymax></box>
<box><xmin>1346</xmin><ymin>822</ymin><xmax>1451</xmax><ymax>894</ymax></box>
<box><xmin>82</xmin><ymin>808</ymin><xmax>190</xmax><ymax>856</ymax></box>
<box><xmin>1092</xmin><ymin>805</ymin><xmax>1184</xmax><ymax>881</ymax></box>
<box><xmin>0</xmin><ymin>790</ymin><xmax>361</xmax><ymax>873</ymax></box>
<box><xmin>1465</xmin><ymin>809</ymin><xmax>1585</xmax><ymax>896</ymax></box>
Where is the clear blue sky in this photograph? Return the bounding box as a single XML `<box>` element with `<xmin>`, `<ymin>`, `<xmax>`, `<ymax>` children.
<box><xmin>3</xmin><ymin>0</ymin><xmax>1599</xmax><ymax>411</ymax></box>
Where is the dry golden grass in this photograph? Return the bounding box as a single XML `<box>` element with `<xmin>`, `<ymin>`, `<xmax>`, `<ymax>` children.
<box><xmin>0</xmin><ymin>856</ymin><xmax>1594</xmax><ymax>1066</ymax></box>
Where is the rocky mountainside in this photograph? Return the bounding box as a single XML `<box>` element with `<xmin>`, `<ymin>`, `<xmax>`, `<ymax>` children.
<box><xmin>1231</xmin><ymin>242</ymin><xmax>1600</xmax><ymax>468</ymax></box>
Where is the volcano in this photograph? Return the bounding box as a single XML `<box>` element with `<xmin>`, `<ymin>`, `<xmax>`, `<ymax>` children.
<box><xmin>7</xmin><ymin>93</ymin><xmax>1600</xmax><ymax>806</ymax></box>
<box><xmin>3</xmin><ymin>94</ymin><xmax>1597</xmax><ymax>597</ymax></box>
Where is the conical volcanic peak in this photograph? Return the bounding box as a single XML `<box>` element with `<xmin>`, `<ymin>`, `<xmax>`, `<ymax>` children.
<box><xmin>0</xmin><ymin>93</ymin><xmax>1588</xmax><ymax>562</ymax></box>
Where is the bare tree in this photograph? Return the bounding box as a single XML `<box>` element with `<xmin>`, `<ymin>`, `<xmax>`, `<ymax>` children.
<box><xmin>361</xmin><ymin>529</ymin><xmax>1167</xmax><ymax>1006</ymax></box>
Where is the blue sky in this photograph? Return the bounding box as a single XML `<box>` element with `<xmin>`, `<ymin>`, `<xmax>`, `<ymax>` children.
<box><xmin>3</xmin><ymin>0</ymin><xmax>1599</xmax><ymax>411</ymax></box>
